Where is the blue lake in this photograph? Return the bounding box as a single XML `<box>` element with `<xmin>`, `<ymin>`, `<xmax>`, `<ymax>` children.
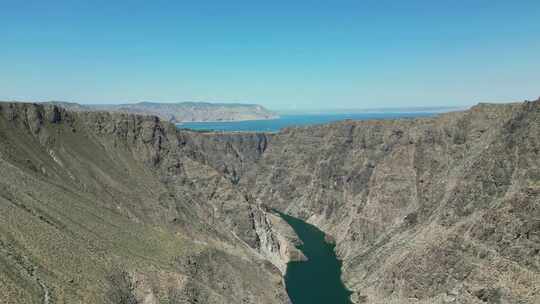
<box><xmin>177</xmin><ymin>112</ymin><xmax>437</xmax><ymax>132</ymax></box>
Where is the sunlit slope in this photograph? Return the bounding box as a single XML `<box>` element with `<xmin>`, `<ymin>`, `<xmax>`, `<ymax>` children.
<box><xmin>0</xmin><ymin>103</ymin><xmax>287</xmax><ymax>304</ymax></box>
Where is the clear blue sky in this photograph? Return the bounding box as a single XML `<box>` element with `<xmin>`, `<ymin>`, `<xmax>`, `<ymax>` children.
<box><xmin>1</xmin><ymin>1</ymin><xmax>539</xmax><ymax>110</ymax></box>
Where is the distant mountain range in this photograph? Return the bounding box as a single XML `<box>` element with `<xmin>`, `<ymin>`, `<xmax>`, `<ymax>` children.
<box><xmin>277</xmin><ymin>105</ymin><xmax>468</xmax><ymax>115</ymax></box>
<box><xmin>43</xmin><ymin>101</ymin><xmax>279</xmax><ymax>123</ymax></box>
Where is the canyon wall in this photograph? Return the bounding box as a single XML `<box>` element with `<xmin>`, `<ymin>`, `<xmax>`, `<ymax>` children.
<box><xmin>191</xmin><ymin>99</ymin><xmax>540</xmax><ymax>303</ymax></box>
<box><xmin>0</xmin><ymin>103</ymin><xmax>293</xmax><ymax>304</ymax></box>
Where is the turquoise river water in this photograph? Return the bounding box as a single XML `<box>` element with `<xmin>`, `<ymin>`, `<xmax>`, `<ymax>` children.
<box><xmin>278</xmin><ymin>212</ymin><xmax>353</xmax><ymax>304</ymax></box>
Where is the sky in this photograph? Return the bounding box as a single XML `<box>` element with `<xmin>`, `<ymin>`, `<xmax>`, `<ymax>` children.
<box><xmin>1</xmin><ymin>1</ymin><xmax>539</xmax><ymax>110</ymax></box>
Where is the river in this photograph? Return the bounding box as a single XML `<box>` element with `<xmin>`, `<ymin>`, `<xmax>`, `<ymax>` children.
<box><xmin>278</xmin><ymin>212</ymin><xmax>353</xmax><ymax>304</ymax></box>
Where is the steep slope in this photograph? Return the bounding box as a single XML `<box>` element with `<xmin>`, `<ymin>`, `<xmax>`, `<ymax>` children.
<box><xmin>188</xmin><ymin>99</ymin><xmax>540</xmax><ymax>303</ymax></box>
<box><xmin>1</xmin><ymin>99</ymin><xmax>538</xmax><ymax>304</ymax></box>
<box><xmin>0</xmin><ymin>103</ymin><xmax>292</xmax><ymax>304</ymax></box>
<box><xmin>45</xmin><ymin>101</ymin><xmax>279</xmax><ymax>123</ymax></box>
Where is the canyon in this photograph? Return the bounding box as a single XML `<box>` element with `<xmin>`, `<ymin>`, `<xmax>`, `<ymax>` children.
<box><xmin>0</xmin><ymin>98</ymin><xmax>539</xmax><ymax>303</ymax></box>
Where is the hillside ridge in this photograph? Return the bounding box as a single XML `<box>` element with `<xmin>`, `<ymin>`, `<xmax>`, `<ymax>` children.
<box><xmin>35</xmin><ymin>100</ymin><xmax>279</xmax><ymax>123</ymax></box>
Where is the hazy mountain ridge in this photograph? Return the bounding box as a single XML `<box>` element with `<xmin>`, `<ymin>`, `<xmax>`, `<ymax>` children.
<box><xmin>43</xmin><ymin>101</ymin><xmax>279</xmax><ymax>123</ymax></box>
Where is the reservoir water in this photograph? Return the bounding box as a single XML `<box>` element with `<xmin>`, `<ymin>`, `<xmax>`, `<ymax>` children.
<box><xmin>177</xmin><ymin>112</ymin><xmax>437</xmax><ymax>132</ymax></box>
<box><xmin>278</xmin><ymin>212</ymin><xmax>353</xmax><ymax>304</ymax></box>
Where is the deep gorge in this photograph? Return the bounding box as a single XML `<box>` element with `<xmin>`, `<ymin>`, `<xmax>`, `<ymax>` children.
<box><xmin>0</xmin><ymin>99</ymin><xmax>539</xmax><ymax>303</ymax></box>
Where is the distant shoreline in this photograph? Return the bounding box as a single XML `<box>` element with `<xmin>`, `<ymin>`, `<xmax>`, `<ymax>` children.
<box><xmin>275</xmin><ymin>106</ymin><xmax>468</xmax><ymax>115</ymax></box>
<box><xmin>175</xmin><ymin>116</ymin><xmax>280</xmax><ymax>124</ymax></box>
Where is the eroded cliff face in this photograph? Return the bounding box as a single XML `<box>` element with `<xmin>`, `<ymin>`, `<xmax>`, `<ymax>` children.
<box><xmin>1</xmin><ymin>99</ymin><xmax>539</xmax><ymax>304</ymax></box>
<box><xmin>187</xmin><ymin>99</ymin><xmax>540</xmax><ymax>303</ymax></box>
<box><xmin>0</xmin><ymin>103</ymin><xmax>293</xmax><ymax>304</ymax></box>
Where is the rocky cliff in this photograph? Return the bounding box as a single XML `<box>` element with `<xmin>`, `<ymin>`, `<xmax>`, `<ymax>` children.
<box><xmin>186</xmin><ymin>99</ymin><xmax>540</xmax><ymax>303</ymax></box>
<box><xmin>0</xmin><ymin>103</ymin><xmax>292</xmax><ymax>304</ymax></box>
